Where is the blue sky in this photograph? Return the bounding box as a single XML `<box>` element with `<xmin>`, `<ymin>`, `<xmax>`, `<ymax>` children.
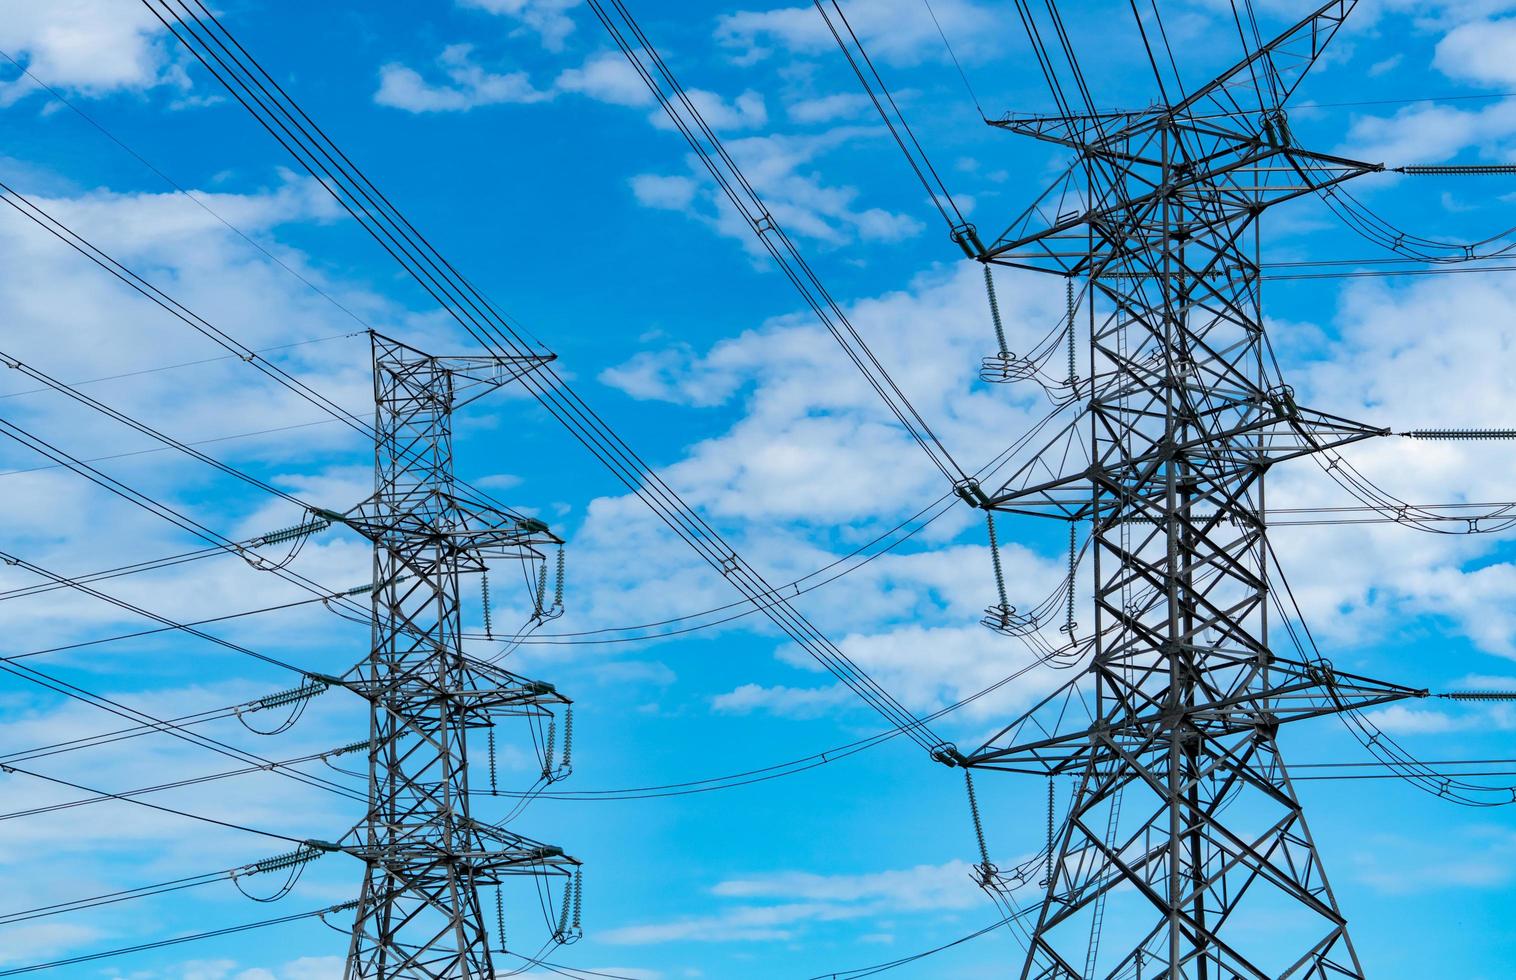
<box><xmin>2</xmin><ymin>0</ymin><xmax>1516</xmax><ymax>977</ymax></box>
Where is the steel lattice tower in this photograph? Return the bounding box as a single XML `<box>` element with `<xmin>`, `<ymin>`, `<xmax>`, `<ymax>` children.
<box><xmin>336</xmin><ymin>333</ymin><xmax>577</xmax><ymax>979</ymax></box>
<box><xmin>959</xmin><ymin>3</ymin><xmax>1425</xmax><ymax>977</ymax></box>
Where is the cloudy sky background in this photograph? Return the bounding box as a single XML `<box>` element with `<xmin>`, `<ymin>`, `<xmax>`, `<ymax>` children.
<box><xmin>1</xmin><ymin>0</ymin><xmax>1516</xmax><ymax>977</ymax></box>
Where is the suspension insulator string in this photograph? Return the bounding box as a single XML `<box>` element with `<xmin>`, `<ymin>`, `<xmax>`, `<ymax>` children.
<box><xmin>560</xmin><ymin>707</ymin><xmax>573</xmax><ymax>773</ymax></box>
<box><xmin>984</xmin><ymin>264</ymin><xmax>1009</xmax><ymax>356</ymax></box>
<box><xmin>571</xmin><ymin>867</ymin><xmax>583</xmax><ymax>932</ymax></box>
<box><xmin>534</xmin><ymin>557</ymin><xmax>548</xmax><ymax>619</ymax></box>
<box><xmin>1065</xmin><ymin>276</ymin><xmax>1077</xmax><ymax>384</ymax></box>
<box><xmin>481</xmin><ymin>570</ymin><xmax>494</xmax><ymax>640</ymax></box>
<box><xmin>555</xmin><ymin>877</ymin><xmax>572</xmax><ymax>940</ymax></box>
<box><xmin>488</xmin><ymin>727</ymin><xmax>499</xmax><ymax>796</ymax></box>
<box><xmin>1062</xmin><ymin>522</ymin><xmax>1078</xmax><ymax>635</ymax></box>
<box><xmin>964</xmin><ymin>769</ymin><xmax>993</xmax><ymax>882</ymax></box>
<box><xmin>1043</xmin><ymin>777</ymin><xmax>1055</xmax><ymax>888</ymax></box>
<box><xmin>543</xmin><ymin>719</ymin><xmax>557</xmax><ymax>781</ymax></box>
<box><xmin>552</xmin><ymin>544</ymin><xmax>566</xmax><ymax>613</ymax></box>
<box><xmin>986</xmin><ymin>512</ymin><xmax>1011</xmax><ymax>621</ymax></box>
<box><xmin>495</xmin><ymin>885</ymin><xmax>506</xmax><ymax>952</ymax></box>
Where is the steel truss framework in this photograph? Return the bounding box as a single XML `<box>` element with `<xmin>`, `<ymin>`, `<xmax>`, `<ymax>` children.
<box><xmin>340</xmin><ymin>333</ymin><xmax>576</xmax><ymax>979</ymax></box>
<box><xmin>961</xmin><ymin>4</ymin><xmax>1426</xmax><ymax>977</ymax></box>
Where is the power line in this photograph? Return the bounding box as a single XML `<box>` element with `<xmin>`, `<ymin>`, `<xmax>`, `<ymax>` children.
<box><xmin>139</xmin><ymin>0</ymin><xmax>948</xmax><ymax>756</ymax></box>
<box><xmin>0</xmin><ymin>331</ymin><xmax>361</xmax><ymax>401</ymax></box>
<box><xmin>810</xmin><ymin>909</ymin><xmax>1033</xmax><ymax>979</ymax></box>
<box><xmin>0</xmin><ymin>761</ymin><xmax>315</xmax><ymax>845</ymax></box>
<box><xmin>0</xmin><ymin>47</ymin><xmax>377</xmax><ymax>335</ymax></box>
<box><xmin>0</xmin><ymin>901</ymin><xmax>357</xmax><ymax>976</ymax></box>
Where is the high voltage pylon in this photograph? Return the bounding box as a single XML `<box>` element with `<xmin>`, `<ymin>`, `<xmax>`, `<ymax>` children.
<box><xmin>954</xmin><ymin>3</ymin><xmax>1430</xmax><ymax>977</ymax></box>
<box><xmin>333</xmin><ymin>333</ymin><xmax>578</xmax><ymax>978</ymax></box>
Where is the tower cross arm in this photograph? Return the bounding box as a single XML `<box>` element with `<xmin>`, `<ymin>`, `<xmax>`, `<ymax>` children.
<box><xmin>1169</xmin><ymin>0</ymin><xmax>1359</xmax><ymax>120</ymax></box>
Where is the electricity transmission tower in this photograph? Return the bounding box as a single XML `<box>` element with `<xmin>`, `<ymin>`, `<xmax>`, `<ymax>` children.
<box><xmin>959</xmin><ymin>3</ymin><xmax>1426</xmax><ymax>977</ymax></box>
<box><xmin>335</xmin><ymin>333</ymin><xmax>577</xmax><ymax>978</ymax></box>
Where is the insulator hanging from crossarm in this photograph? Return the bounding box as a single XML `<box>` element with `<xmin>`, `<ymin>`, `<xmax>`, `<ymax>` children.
<box><xmin>1061</xmin><ymin>521</ymin><xmax>1078</xmax><ymax>636</ymax></box>
<box><xmin>533</xmin><ymin>556</ymin><xmax>548</xmax><ymax>618</ymax></box>
<box><xmin>984</xmin><ymin>263</ymin><xmax>1009</xmax><ymax>356</ymax></box>
<box><xmin>551</xmin><ymin>868</ymin><xmax>583</xmax><ymax>944</ymax></box>
<box><xmin>963</xmin><ymin>769</ymin><xmax>996</xmax><ymax>885</ymax></box>
<box><xmin>985</xmin><ymin>512</ymin><xmax>1011</xmax><ymax>615</ymax></box>
<box><xmin>555</xmin><ymin>875</ymin><xmax>572</xmax><ymax>940</ymax></box>
<box><xmin>1041</xmin><ymin>777</ymin><xmax>1055</xmax><ymax>888</ymax></box>
<box><xmin>481</xmin><ymin>569</ymin><xmax>494</xmax><ymax>640</ymax></box>
<box><xmin>488</xmin><ymin>726</ymin><xmax>499</xmax><ymax>796</ymax></box>
<box><xmin>542</xmin><ymin>719</ymin><xmax>557</xmax><ymax>781</ymax></box>
<box><xmin>495</xmin><ymin>886</ymin><xmax>507</xmax><ymax>953</ymax></box>
<box><xmin>1065</xmin><ymin>276</ymin><xmax>1077</xmax><ymax>384</ymax></box>
<box><xmin>552</xmin><ymin>544</ymin><xmax>565</xmax><ymax>613</ymax></box>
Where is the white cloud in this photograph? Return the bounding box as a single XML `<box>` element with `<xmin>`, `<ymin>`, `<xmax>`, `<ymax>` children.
<box><xmin>787</xmin><ymin>92</ymin><xmax>874</xmax><ymax>124</ymax></box>
<box><xmin>375</xmin><ymin>44</ymin><xmax>550</xmax><ymax>113</ymax></box>
<box><xmin>1338</xmin><ymin>98</ymin><xmax>1516</xmax><ymax>164</ymax></box>
<box><xmin>555</xmin><ymin>50</ymin><xmax>654</xmax><ymax>107</ymax></box>
<box><xmin>648</xmin><ymin>88</ymin><xmax>768</xmax><ymax>133</ymax></box>
<box><xmin>1268</xmin><ymin>273</ymin><xmax>1516</xmax><ymax>659</ymax></box>
<box><xmin>711</xmin><ymin>682</ymin><xmax>851</xmax><ymax>718</ymax></box>
<box><xmin>567</xmin><ymin>263</ymin><xmax>1086</xmax><ymax>729</ymax></box>
<box><xmin>1358</xmin><ymin>704</ymin><xmax>1473</xmax><ymax>734</ymax></box>
<box><xmin>141</xmin><ymin>956</ymin><xmax>348</xmax><ymax>980</ymax></box>
<box><xmin>459</xmin><ymin>0</ymin><xmax>582</xmax><ymax>52</ymax></box>
<box><xmin>0</xmin><ymin>0</ymin><xmax>175</xmax><ymax>105</ymax></box>
<box><xmin>601</xmin><ymin>860</ymin><xmax>980</xmax><ymax>945</ymax></box>
<box><xmin>1354</xmin><ymin>825</ymin><xmax>1516</xmax><ymax>894</ymax></box>
<box><xmin>715</xmin><ymin>0</ymin><xmax>996</xmax><ymax>66</ymax></box>
<box><xmin>1434</xmin><ymin>15</ymin><xmax>1516</xmax><ymax>86</ymax></box>
<box><xmin>630</xmin><ymin>128</ymin><xmax>924</xmax><ymax>249</ymax></box>
<box><xmin>627</xmin><ymin>174</ymin><xmax>699</xmax><ymax>213</ymax></box>
<box><xmin>713</xmin><ymin>860</ymin><xmax>981</xmax><ymax>910</ymax></box>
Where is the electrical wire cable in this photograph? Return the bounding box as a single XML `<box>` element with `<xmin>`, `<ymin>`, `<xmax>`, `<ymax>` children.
<box><xmin>0</xmin><ymin>649</ymin><xmax>365</xmax><ymax>805</ymax></box>
<box><xmin>0</xmin><ymin>740</ymin><xmax>362</xmax><ymax>824</ymax></box>
<box><xmin>0</xmin><ymin>902</ymin><xmax>356</xmax><ymax>976</ymax></box>
<box><xmin>1</xmin><ymin>679</ymin><xmax>332</xmax><ymax>766</ymax></box>
<box><xmin>808</xmin><ymin>907</ymin><xmax>1038</xmax><ymax>979</ymax></box>
<box><xmin>591</xmin><ymin>0</ymin><xmax>968</xmax><ymax>482</ymax></box>
<box><xmin>814</xmin><ymin>0</ymin><xmax>976</xmax><ymax>237</ymax></box>
<box><xmin>471</xmin><ymin>656</ymin><xmax>1049</xmax><ymax>803</ymax></box>
<box><xmin>0</xmin><ymin>761</ymin><xmax>313</xmax><ymax>845</ymax></box>
<box><xmin>138</xmin><ymin>0</ymin><xmax>950</xmax><ymax>754</ymax></box>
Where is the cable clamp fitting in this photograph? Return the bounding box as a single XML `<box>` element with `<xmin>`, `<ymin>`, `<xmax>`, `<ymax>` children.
<box><xmin>953</xmin><ymin>478</ymin><xmax>992</xmax><ymax>509</ymax></box>
<box><xmin>930</xmin><ymin>742</ymin><xmax>966</xmax><ymax>767</ymax></box>
<box><xmin>950</xmin><ymin>222</ymin><xmax>985</xmax><ymax>258</ymax></box>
